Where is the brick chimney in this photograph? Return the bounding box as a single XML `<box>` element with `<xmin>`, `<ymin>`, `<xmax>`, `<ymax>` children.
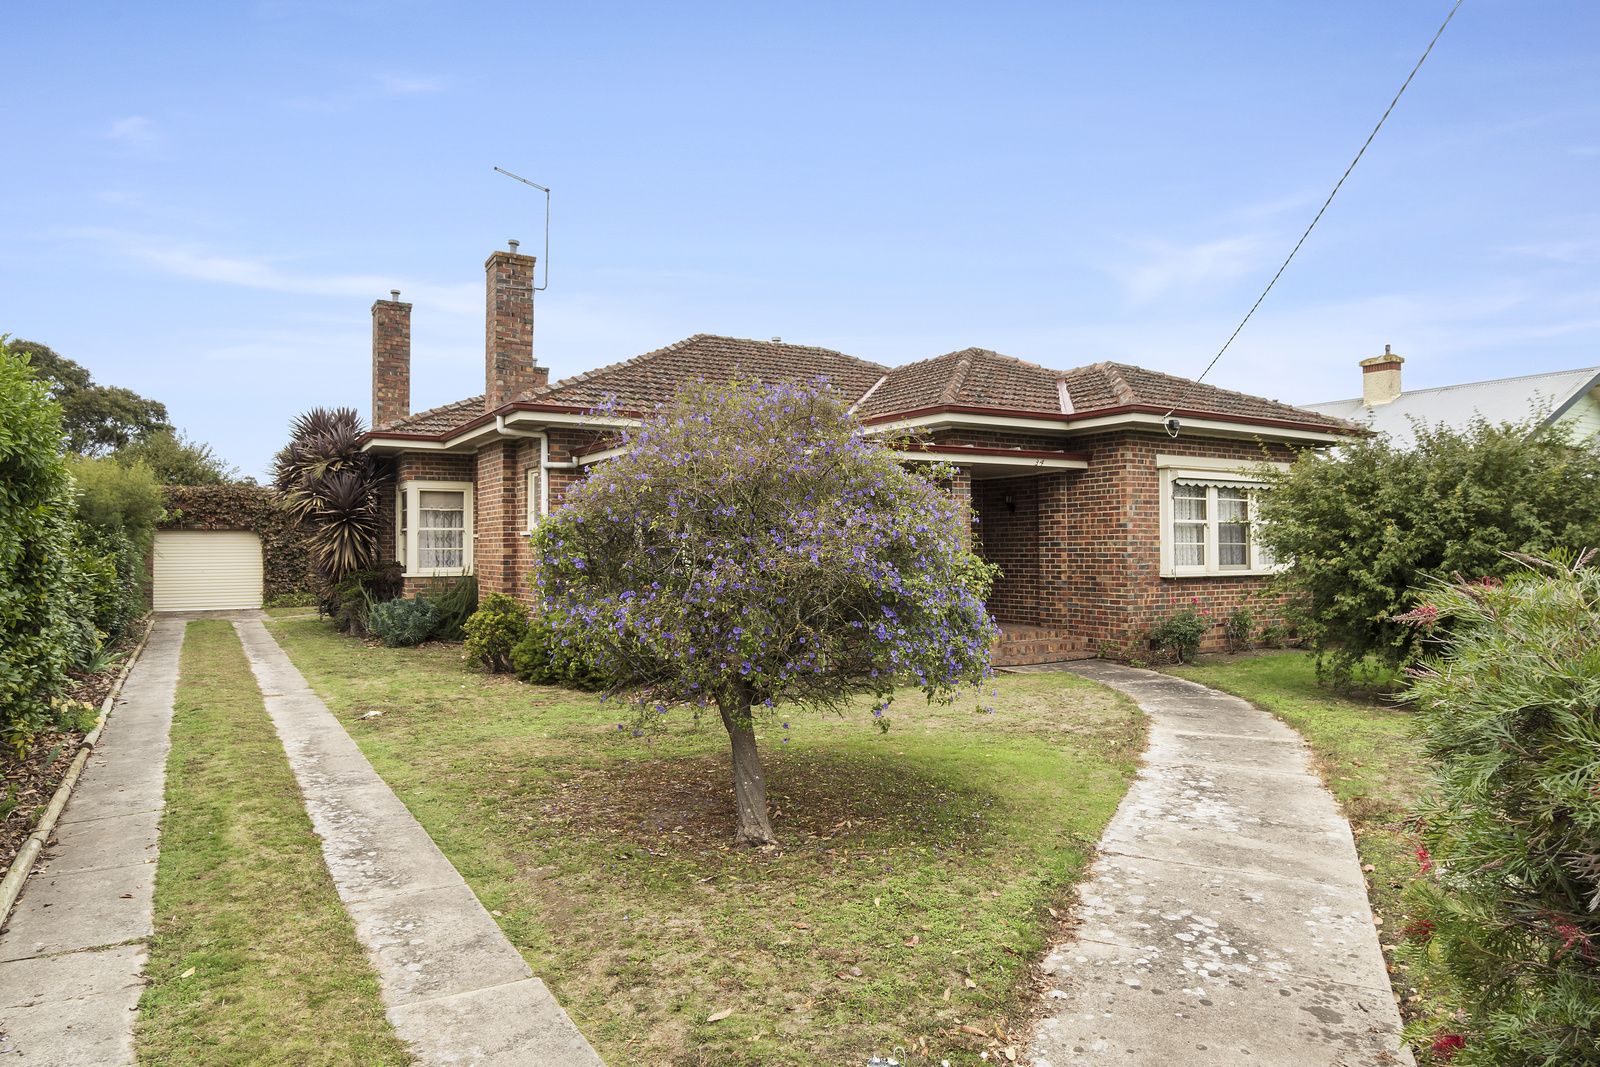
<box><xmin>371</xmin><ymin>289</ymin><xmax>411</xmax><ymax>428</ymax></box>
<box><xmin>485</xmin><ymin>240</ymin><xmax>548</xmax><ymax>411</ymax></box>
<box><xmin>1361</xmin><ymin>345</ymin><xmax>1404</xmax><ymax>407</ymax></box>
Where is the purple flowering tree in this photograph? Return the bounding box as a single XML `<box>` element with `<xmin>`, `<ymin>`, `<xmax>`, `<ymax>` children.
<box><xmin>531</xmin><ymin>380</ymin><xmax>998</xmax><ymax>846</ymax></box>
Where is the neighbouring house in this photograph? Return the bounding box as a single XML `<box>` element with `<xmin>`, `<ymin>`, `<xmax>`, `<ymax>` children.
<box><xmin>1304</xmin><ymin>345</ymin><xmax>1600</xmax><ymax>447</ymax></box>
<box><xmin>361</xmin><ymin>244</ymin><xmax>1356</xmax><ymax>663</ymax></box>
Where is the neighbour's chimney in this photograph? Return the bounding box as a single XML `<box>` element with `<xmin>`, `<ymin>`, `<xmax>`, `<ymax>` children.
<box><xmin>484</xmin><ymin>240</ymin><xmax>548</xmax><ymax>410</ymax></box>
<box><xmin>371</xmin><ymin>290</ymin><xmax>411</xmax><ymax>428</ymax></box>
<box><xmin>1360</xmin><ymin>344</ymin><xmax>1404</xmax><ymax>407</ymax></box>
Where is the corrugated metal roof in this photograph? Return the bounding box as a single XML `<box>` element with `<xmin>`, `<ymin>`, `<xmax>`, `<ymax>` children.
<box><xmin>1304</xmin><ymin>367</ymin><xmax>1600</xmax><ymax>447</ymax></box>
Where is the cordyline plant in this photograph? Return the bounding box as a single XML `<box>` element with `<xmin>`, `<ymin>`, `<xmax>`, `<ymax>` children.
<box><xmin>1396</xmin><ymin>551</ymin><xmax>1600</xmax><ymax>1066</ymax></box>
<box><xmin>531</xmin><ymin>379</ymin><xmax>999</xmax><ymax>846</ymax></box>
<box><xmin>273</xmin><ymin>407</ymin><xmax>381</xmax><ymax>585</ymax></box>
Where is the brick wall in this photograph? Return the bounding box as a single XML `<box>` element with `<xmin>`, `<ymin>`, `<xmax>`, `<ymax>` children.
<box><xmin>973</xmin><ymin>476</ymin><xmax>1040</xmax><ymax>622</ymax></box>
<box><xmin>370</xmin><ymin>298</ymin><xmax>411</xmax><ymax>427</ymax></box>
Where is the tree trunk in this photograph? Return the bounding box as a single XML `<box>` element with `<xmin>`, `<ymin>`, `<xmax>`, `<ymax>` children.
<box><xmin>719</xmin><ymin>696</ymin><xmax>778</xmax><ymax>847</ymax></box>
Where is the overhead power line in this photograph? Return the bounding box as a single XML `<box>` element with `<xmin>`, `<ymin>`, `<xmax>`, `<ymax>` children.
<box><xmin>1163</xmin><ymin>0</ymin><xmax>1465</xmax><ymax>432</ymax></box>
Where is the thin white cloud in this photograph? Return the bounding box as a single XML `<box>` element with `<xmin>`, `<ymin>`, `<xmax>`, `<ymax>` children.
<box><xmin>1109</xmin><ymin>234</ymin><xmax>1268</xmax><ymax>306</ymax></box>
<box><xmin>76</xmin><ymin>228</ymin><xmax>481</xmax><ymax>318</ymax></box>
<box><xmin>380</xmin><ymin>74</ymin><xmax>447</xmax><ymax>95</ymax></box>
<box><xmin>106</xmin><ymin>115</ymin><xmax>160</xmax><ymax>149</ymax></box>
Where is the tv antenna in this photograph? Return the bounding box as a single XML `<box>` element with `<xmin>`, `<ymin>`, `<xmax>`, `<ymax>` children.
<box><xmin>493</xmin><ymin>166</ymin><xmax>550</xmax><ymax>291</ymax></box>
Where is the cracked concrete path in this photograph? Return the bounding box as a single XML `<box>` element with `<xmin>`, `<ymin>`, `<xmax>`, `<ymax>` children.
<box><xmin>233</xmin><ymin>619</ymin><xmax>603</xmax><ymax>1066</ymax></box>
<box><xmin>1026</xmin><ymin>661</ymin><xmax>1411</xmax><ymax>1067</ymax></box>
<box><xmin>0</xmin><ymin>615</ymin><xmax>186</xmax><ymax>1066</ymax></box>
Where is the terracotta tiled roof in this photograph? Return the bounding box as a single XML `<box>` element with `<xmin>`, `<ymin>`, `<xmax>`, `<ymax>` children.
<box><xmin>860</xmin><ymin>348</ymin><xmax>1062</xmax><ymax>418</ymax></box>
<box><xmin>525</xmin><ymin>334</ymin><xmax>889</xmax><ymax>410</ymax></box>
<box><xmin>376</xmin><ymin>394</ymin><xmax>485</xmax><ymax>434</ymax></box>
<box><xmin>1091</xmin><ymin>362</ymin><xmax>1347</xmax><ymax>427</ymax></box>
<box><xmin>368</xmin><ymin>335</ymin><xmax>1348</xmax><ymax>439</ymax></box>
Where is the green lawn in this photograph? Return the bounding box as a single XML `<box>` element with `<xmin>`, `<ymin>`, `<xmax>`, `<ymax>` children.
<box><xmin>269</xmin><ymin>617</ymin><xmax>1145</xmax><ymax>1066</ymax></box>
<box><xmin>136</xmin><ymin>621</ymin><xmax>408</xmax><ymax>1066</ymax></box>
<box><xmin>1167</xmin><ymin>651</ymin><xmax>1428</xmax><ymax>1008</ymax></box>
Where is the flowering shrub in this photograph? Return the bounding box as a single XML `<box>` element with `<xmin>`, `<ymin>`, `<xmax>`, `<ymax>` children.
<box><xmin>1149</xmin><ymin>602</ymin><xmax>1210</xmax><ymax>663</ymax></box>
<box><xmin>462</xmin><ymin>593</ymin><xmax>530</xmax><ymax>673</ymax></box>
<box><xmin>531</xmin><ymin>379</ymin><xmax>998</xmax><ymax>845</ymax></box>
<box><xmin>1397</xmin><ymin>552</ymin><xmax>1600</xmax><ymax>1065</ymax></box>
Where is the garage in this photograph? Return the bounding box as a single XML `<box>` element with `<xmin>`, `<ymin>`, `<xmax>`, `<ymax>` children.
<box><xmin>152</xmin><ymin>530</ymin><xmax>265</xmax><ymax>612</ymax></box>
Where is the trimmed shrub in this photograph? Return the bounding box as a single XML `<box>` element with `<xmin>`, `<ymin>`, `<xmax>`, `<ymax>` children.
<box><xmin>510</xmin><ymin>613</ymin><xmax>613</xmax><ymax>691</ymax></box>
<box><xmin>367</xmin><ymin>597</ymin><xmax>438</xmax><ymax>648</ymax></box>
<box><xmin>462</xmin><ymin>593</ymin><xmax>529</xmax><ymax>673</ymax></box>
<box><xmin>1149</xmin><ymin>604</ymin><xmax>1209</xmax><ymax>663</ymax></box>
<box><xmin>1397</xmin><ymin>554</ymin><xmax>1600</xmax><ymax>1065</ymax></box>
<box><xmin>0</xmin><ymin>338</ymin><xmax>76</xmax><ymax>747</ymax></box>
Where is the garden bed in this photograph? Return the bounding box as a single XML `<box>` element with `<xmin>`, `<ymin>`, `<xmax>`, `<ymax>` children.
<box><xmin>269</xmin><ymin>617</ymin><xmax>1146</xmax><ymax>1066</ymax></box>
<box><xmin>0</xmin><ymin>642</ymin><xmax>134</xmax><ymax>883</ymax></box>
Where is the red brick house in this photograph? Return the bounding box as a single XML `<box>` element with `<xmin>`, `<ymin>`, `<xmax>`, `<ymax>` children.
<box><xmin>362</xmin><ymin>245</ymin><xmax>1354</xmax><ymax>663</ymax></box>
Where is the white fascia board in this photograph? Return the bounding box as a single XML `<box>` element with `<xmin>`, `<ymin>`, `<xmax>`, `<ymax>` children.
<box><xmin>1155</xmin><ymin>454</ymin><xmax>1292</xmax><ymax>472</ymax></box>
<box><xmin>871</xmin><ymin>409</ymin><xmax>1342</xmax><ymax>445</ymax></box>
<box><xmin>892</xmin><ymin>450</ymin><xmax>1087</xmax><ymax>470</ymax></box>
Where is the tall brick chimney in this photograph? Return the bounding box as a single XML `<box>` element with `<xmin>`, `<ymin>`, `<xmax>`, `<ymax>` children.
<box><xmin>1360</xmin><ymin>344</ymin><xmax>1404</xmax><ymax>407</ymax></box>
<box><xmin>371</xmin><ymin>289</ymin><xmax>411</xmax><ymax>428</ymax></box>
<box><xmin>485</xmin><ymin>240</ymin><xmax>548</xmax><ymax>411</ymax></box>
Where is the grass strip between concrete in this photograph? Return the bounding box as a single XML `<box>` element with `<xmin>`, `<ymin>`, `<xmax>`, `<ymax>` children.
<box><xmin>134</xmin><ymin>620</ymin><xmax>409</xmax><ymax>1066</ymax></box>
<box><xmin>269</xmin><ymin>616</ymin><xmax>1146</xmax><ymax>1066</ymax></box>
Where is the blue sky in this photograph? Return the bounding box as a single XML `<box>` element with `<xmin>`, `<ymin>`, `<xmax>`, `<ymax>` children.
<box><xmin>4</xmin><ymin>1</ymin><xmax>1597</xmax><ymax>478</ymax></box>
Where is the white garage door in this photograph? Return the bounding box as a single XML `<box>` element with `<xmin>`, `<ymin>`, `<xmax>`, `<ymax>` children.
<box><xmin>152</xmin><ymin>530</ymin><xmax>264</xmax><ymax>612</ymax></box>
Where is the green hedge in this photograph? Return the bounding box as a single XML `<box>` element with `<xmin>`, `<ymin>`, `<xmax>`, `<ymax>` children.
<box><xmin>0</xmin><ymin>339</ymin><xmax>77</xmax><ymax>745</ymax></box>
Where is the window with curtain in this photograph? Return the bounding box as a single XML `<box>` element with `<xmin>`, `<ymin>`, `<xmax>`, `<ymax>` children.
<box><xmin>1167</xmin><ymin>478</ymin><xmax>1273</xmax><ymax>575</ymax></box>
<box><xmin>418</xmin><ymin>489</ymin><xmax>466</xmax><ymax>570</ymax></box>
<box><xmin>526</xmin><ymin>466</ymin><xmax>541</xmax><ymax>530</ymax></box>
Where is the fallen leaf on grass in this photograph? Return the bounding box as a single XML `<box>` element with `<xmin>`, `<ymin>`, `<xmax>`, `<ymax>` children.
<box><xmin>904</xmin><ymin>935</ymin><xmax>920</xmax><ymax>947</ymax></box>
<box><xmin>964</xmin><ymin>977</ymin><xmax>977</xmax><ymax>989</ymax></box>
<box><xmin>178</xmin><ymin>967</ymin><xmax>195</xmax><ymax>979</ymax></box>
<box><xmin>706</xmin><ymin>1008</ymin><xmax>733</xmax><ymax>1022</ymax></box>
<box><xmin>958</xmin><ymin>1024</ymin><xmax>988</xmax><ymax>1036</ymax></box>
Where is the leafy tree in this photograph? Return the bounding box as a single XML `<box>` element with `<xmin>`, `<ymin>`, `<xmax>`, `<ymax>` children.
<box><xmin>273</xmin><ymin>407</ymin><xmax>381</xmax><ymax>585</ymax></box>
<box><xmin>14</xmin><ymin>339</ymin><xmax>171</xmax><ymax>455</ymax></box>
<box><xmin>533</xmin><ymin>380</ymin><xmax>998</xmax><ymax>846</ymax></box>
<box><xmin>67</xmin><ymin>455</ymin><xmax>165</xmax><ymax>642</ymax></box>
<box><xmin>116</xmin><ymin>427</ymin><xmax>242</xmax><ymax>485</ymax></box>
<box><xmin>1256</xmin><ymin>417</ymin><xmax>1600</xmax><ymax>682</ymax></box>
<box><xmin>0</xmin><ymin>338</ymin><xmax>77</xmax><ymax>746</ymax></box>
<box><xmin>1397</xmin><ymin>554</ymin><xmax>1600</xmax><ymax>1066</ymax></box>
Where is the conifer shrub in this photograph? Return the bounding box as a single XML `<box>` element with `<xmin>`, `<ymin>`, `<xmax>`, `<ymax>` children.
<box><xmin>366</xmin><ymin>597</ymin><xmax>439</xmax><ymax>648</ymax></box>
<box><xmin>509</xmin><ymin>612</ymin><xmax>613</xmax><ymax>691</ymax></box>
<box><xmin>1398</xmin><ymin>553</ymin><xmax>1600</xmax><ymax>1065</ymax></box>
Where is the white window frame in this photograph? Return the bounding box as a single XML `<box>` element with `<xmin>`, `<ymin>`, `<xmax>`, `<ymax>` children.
<box><xmin>1156</xmin><ymin>455</ymin><xmax>1286</xmax><ymax>578</ymax></box>
<box><xmin>396</xmin><ymin>479</ymin><xmax>473</xmax><ymax>577</ymax></box>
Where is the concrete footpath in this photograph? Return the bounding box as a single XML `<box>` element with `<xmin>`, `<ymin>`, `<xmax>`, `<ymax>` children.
<box><xmin>233</xmin><ymin>618</ymin><xmax>603</xmax><ymax>1066</ymax></box>
<box><xmin>1026</xmin><ymin>662</ymin><xmax>1411</xmax><ymax>1066</ymax></box>
<box><xmin>0</xmin><ymin>616</ymin><xmax>185</xmax><ymax>1066</ymax></box>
